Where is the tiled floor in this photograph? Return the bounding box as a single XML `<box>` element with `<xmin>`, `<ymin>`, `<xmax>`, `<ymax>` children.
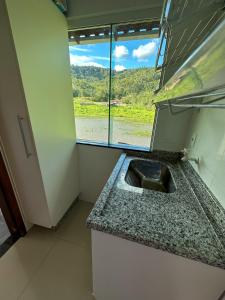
<box><xmin>0</xmin><ymin>200</ymin><xmax>94</xmax><ymax>300</ymax></box>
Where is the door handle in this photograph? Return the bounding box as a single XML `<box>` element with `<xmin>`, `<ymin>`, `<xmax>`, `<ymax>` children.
<box><xmin>17</xmin><ymin>115</ymin><xmax>32</xmax><ymax>158</ymax></box>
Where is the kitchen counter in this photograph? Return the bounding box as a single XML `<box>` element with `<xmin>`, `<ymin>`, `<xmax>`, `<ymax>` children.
<box><xmin>87</xmin><ymin>152</ymin><xmax>225</xmax><ymax>269</ymax></box>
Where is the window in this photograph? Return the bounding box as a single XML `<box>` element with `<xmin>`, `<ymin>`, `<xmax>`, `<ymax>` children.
<box><xmin>69</xmin><ymin>21</ymin><xmax>161</xmax><ymax>150</ymax></box>
<box><xmin>69</xmin><ymin>26</ymin><xmax>110</xmax><ymax>144</ymax></box>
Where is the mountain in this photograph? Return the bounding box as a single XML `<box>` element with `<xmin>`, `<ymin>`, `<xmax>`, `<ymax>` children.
<box><xmin>70</xmin><ymin>65</ymin><xmax>160</xmax><ymax>105</ymax></box>
<box><xmin>71</xmin><ymin>65</ymin><xmax>109</xmax><ymax>81</ymax></box>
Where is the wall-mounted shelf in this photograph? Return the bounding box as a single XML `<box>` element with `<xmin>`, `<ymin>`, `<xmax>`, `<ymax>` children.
<box><xmin>156</xmin><ymin>86</ymin><xmax>225</xmax><ymax>115</ymax></box>
<box><xmin>156</xmin><ymin>0</ymin><xmax>225</xmax><ymax>90</ymax></box>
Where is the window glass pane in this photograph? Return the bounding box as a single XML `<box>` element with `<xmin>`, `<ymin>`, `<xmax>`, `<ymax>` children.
<box><xmin>110</xmin><ymin>22</ymin><xmax>160</xmax><ymax>149</ymax></box>
<box><xmin>68</xmin><ymin>22</ymin><xmax>161</xmax><ymax>149</ymax></box>
<box><xmin>69</xmin><ymin>26</ymin><xmax>110</xmax><ymax>143</ymax></box>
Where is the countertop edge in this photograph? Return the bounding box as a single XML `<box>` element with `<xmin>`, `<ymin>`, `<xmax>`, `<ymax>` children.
<box><xmin>86</xmin><ymin>153</ymin><xmax>127</xmax><ymax>226</ymax></box>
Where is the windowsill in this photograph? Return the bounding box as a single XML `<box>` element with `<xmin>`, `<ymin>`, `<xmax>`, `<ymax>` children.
<box><xmin>76</xmin><ymin>140</ymin><xmax>151</xmax><ymax>152</ymax></box>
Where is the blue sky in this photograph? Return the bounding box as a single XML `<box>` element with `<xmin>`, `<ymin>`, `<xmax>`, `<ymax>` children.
<box><xmin>69</xmin><ymin>38</ymin><xmax>163</xmax><ymax>71</ymax></box>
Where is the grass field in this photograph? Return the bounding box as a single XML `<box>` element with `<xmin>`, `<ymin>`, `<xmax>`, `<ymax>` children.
<box><xmin>73</xmin><ymin>98</ymin><xmax>155</xmax><ymax>124</ymax></box>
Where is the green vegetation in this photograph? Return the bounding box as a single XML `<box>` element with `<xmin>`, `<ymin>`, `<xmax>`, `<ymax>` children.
<box><xmin>71</xmin><ymin>65</ymin><xmax>160</xmax><ymax>105</ymax></box>
<box><xmin>71</xmin><ymin>65</ymin><xmax>158</xmax><ymax>123</ymax></box>
<box><xmin>74</xmin><ymin>99</ymin><xmax>155</xmax><ymax>123</ymax></box>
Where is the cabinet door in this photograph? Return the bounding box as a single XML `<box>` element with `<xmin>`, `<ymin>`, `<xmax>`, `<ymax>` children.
<box><xmin>0</xmin><ymin>0</ymin><xmax>51</xmax><ymax>228</ymax></box>
<box><xmin>92</xmin><ymin>230</ymin><xmax>225</xmax><ymax>300</ymax></box>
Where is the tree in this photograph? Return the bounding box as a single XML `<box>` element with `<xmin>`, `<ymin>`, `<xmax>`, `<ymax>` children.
<box><xmin>70</xmin><ymin>65</ymin><xmax>159</xmax><ymax>105</ymax></box>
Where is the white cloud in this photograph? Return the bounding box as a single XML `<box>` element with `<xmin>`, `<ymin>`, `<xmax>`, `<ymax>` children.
<box><xmin>114</xmin><ymin>65</ymin><xmax>126</xmax><ymax>72</ymax></box>
<box><xmin>132</xmin><ymin>41</ymin><xmax>157</xmax><ymax>60</ymax></box>
<box><xmin>69</xmin><ymin>54</ymin><xmax>90</xmax><ymax>65</ymax></box>
<box><xmin>69</xmin><ymin>46</ymin><xmax>92</xmax><ymax>53</ymax></box>
<box><xmin>113</xmin><ymin>45</ymin><xmax>129</xmax><ymax>58</ymax></box>
<box><xmin>91</xmin><ymin>55</ymin><xmax>110</xmax><ymax>61</ymax></box>
<box><xmin>85</xmin><ymin>62</ymin><xmax>105</xmax><ymax>68</ymax></box>
<box><xmin>69</xmin><ymin>54</ymin><xmax>104</xmax><ymax>68</ymax></box>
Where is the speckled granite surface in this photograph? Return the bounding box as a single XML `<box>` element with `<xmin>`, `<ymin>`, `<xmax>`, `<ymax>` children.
<box><xmin>87</xmin><ymin>152</ymin><xmax>225</xmax><ymax>270</ymax></box>
<box><xmin>181</xmin><ymin>162</ymin><xmax>225</xmax><ymax>249</ymax></box>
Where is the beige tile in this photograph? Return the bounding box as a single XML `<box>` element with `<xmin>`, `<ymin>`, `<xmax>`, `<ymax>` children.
<box><xmin>0</xmin><ymin>226</ymin><xmax>57</xmax><ymax>300</ymax></box>
<box><xmin>19</xmin><ymin>239</ymin><xmax>93</xmax><ymax>300</ymax></box>
<box><xmin>55</xmin><ymin>200</ymin><xmax>93</xmax><ymax>248</ymax></box>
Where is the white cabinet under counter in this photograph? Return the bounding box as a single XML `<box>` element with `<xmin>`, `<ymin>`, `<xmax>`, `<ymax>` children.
<box><xmin>92</xmin><ymin>229</ymin><xmax>225</xmax><ymax>300</ymax></box>
<box><xmin>87</xmin><ymin>153</ymin><xmax>225</xmax><ymax>300</ymax></box>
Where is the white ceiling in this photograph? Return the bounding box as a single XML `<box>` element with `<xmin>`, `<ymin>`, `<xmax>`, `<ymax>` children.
<box><xmin>66</xmin><ymin>0</ymin><xmax>163</xmax><ymax>28</ymax></box>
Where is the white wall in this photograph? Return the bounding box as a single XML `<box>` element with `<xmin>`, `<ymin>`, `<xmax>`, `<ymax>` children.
<box><xmin>152</xmin><ymin>105</ymin><xmax>193</xmax><ymax>152</ymax></box>
<box><xmin>186</xmin><ymin>98</ymin><xmax>225</xmax><ymax>209</ymax></box>
<box><xmin>78</xmin><ymin>144</ymin><xmax>122</xmax><ymax>203</ymax></box>
<box><xmin>67</xmin><ymin>0</ymin><xmax>163</xmax><ymax>28</ymax></box>
<box><xmin>6</xmin><ymin>0</ymin><xmax>80</xmax><ymax>226</ymax></box>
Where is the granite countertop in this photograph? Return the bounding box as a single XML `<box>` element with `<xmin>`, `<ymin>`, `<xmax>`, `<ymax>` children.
<box><xmin>87</xmin><ymin>151</ymin><xmax>225</xmax><ymax>270</ymax></box>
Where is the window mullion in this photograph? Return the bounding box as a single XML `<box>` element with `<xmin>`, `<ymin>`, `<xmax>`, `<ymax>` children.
<box><xmin>108</xmin><ymin>24</ymin><xmax>113</xmax><ymax>146</ymax></box>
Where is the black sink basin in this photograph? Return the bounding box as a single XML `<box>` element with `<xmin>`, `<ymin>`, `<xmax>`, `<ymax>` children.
<box><xmin>125</xmin><ymin>159</ymin><xmax>176</xmax><ymax>193</ymax></box>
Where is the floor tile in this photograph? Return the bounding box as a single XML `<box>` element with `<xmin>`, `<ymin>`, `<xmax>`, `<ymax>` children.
<box><xmin>55</xmin><ymin>200</ymin><xmax>93</xmax><ymax>249</ymax></box>
<box><xmin>19</xmin><ymin>239</ymin><xmax>93</xmax><ymax>300</ymax></box>
<box><xmin>0</xmin><ymin>226</ymin><xmax>56</xmax><ymax>300</ymax></box>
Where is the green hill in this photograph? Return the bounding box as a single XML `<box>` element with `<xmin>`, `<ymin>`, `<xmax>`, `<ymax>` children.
<box><xmin>71</xmin><ymin>65</ymin><xmax>160</xmax><ymax>106</ymax></box>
